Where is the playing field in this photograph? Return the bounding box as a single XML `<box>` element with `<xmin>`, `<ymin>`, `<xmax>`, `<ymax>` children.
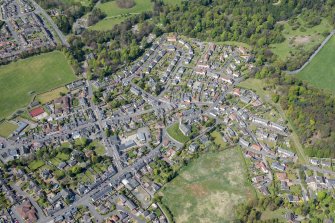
<box><xmin>296</xmin><ymin>36</ymin><xmax>335</xmax><ymax>93</ymax></box>
<box><xmin>270</xmin><ymin>17</ymin><xmax>332</xmax><ymax>60</ymax></box>
<box><xmin>90</xmin><ymin>0</ymin><xmax>153</xmax><ymax>31</ymax></box>
<box><xmin>161</xmin><ymin>148</ymin><xmax>254</xmax><ymax>223</ymax></box>
<box><xmin>0</xmin><ymin>51</ymin><xmax>76</xmax><ymax>119</ymax></box>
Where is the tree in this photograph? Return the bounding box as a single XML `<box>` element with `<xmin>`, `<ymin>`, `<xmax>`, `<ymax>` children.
<box><xmin>317</xmin><ymin>191</ymin><xmax>327</xmax><ymax>202</ymax></box>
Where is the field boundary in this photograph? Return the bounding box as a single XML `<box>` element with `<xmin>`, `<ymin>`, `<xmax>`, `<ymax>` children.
<box><xmin>286</xmin><ymin>29</ymin><xmax>335</xmax><ymax>74</ymax></box>
<box><xmin>0</xmin><ymin>51</ymin><xmax>77</xmax><ymax>119</ymax></box>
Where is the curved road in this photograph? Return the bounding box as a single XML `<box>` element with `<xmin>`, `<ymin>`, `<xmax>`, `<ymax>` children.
<box><xmin>286</xmin><ymin>29</ymin><xmax>335</xmax><ymax>75</ymax></box>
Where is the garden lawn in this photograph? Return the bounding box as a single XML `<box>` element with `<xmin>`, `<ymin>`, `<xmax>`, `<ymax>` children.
<box><xmin>28</xmin><ymin>160</ymin><xmax>45</xmax><ymax>171</ymax></box>
<box><xmin>161</xmin><ymin>148</ymin><xmax>254</xmax><ymax>223</ymax></box>
<box><xmin>166</xmin><ymin>123</ymin><xmax>190</xmax><ymax>144</ymax></box>
<box><xmin>90</xmin><ymin>140</ymin><xmax>106</xmax><ymax>156</ymax></box>
<box><xmin>210</xmin><ymin>131</ymin><xmax>226</xmax><ymax>148</ymax></box>
<box><xmin>296</xmin><ymin>36</ymin><xmax>335</xmax><ymax>93</ymax></box>
<box><xmin>50</xmin><ymin>158</ymin><xmax>62</xmax><ymax>166</ymax></box>
<box><xmin>56</xmin><ymin>152</ymin><xmax>70</xmax><ymax>161</ymax></box>
<box><xmin>0</xmin><ymin>51</ymin><xmax>76</xmax><ymax>119</ymax></box>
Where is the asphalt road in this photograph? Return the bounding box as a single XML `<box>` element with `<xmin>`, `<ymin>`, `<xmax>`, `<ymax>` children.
<box><xmin>30</xmin><ymin>0</ymin><xmax>70</xmax><ymax>47</ymax></box>
<box><xmin>286</xmin><ymin>29</ymin><xmax>335</xmax><ymax>75</ymax></box>
<box><xmin>12</xmin><ymin>184</ymin><xmax>47</xmax><ymax>222</ymax></box>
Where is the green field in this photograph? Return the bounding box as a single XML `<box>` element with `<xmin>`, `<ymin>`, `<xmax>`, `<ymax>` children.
<box><xmin>90</xmin><ymin>0</ymin><xmax>153</xmax><ymax>30</ymax></box>
<box><xmin>56</xmin><ymin>152</ymin><xmax>70</xmax><ymax>161</ymax></box>
<box><xmin>90</xmin><ymin>0</ymin><xmax>182</xmax><ymax>30</ymax></box>
<box><xmin>0</xmin><ymin>51</ymin><xmax>76</xmax><ymax>119</ymax></box>
<box><xmin>210</xmin><ymin>130</ymin><xmax>226</xmax><ymax>148</ymax></box>
<box><xmin>36</xmin><ymin>87</ymin><xmax>69</xmax><ymax>104</ymax></box>
<box><xmin>166</xmin><ymin>123</ymin><xmax>190</xmax><ymax>144</ymax></box>
<box><xmin>238</xmin><ymin>78</ymin><xmax>269</xmax><ymax>100</ymax></box>
<box><xmin>28</xmin><ymin>160</ymin><xmax>45</xmax><ymax>171</ymax></box>
<box><xmin>0</xmin><ymin>121</ymin><xmax>17</xmax><ymax>138</ymax></box>
<box><xmin>270</xmin><ymin>17</ymin><xmax>332</xmax><ymax>60</ymax></box>
<box><xmin>97</xmin><ymin>0</ymin><xmax>152</xmax><ymax>16</ymax></box>
<box><xmin>161</xmin><ymin>148</ymin><xmax>254</xmax><ymax>223</ymax></box>
<box><xmin>50</xmin><ymin>158</ymin><xmax>62</xmax><ymax>166</ymax></box>
<box><xmin>89</xmin><ymin>16</ymin><xmax>129</xmax><ymax>31</ymax></box>
<box><xmin>296</xmin><ymin>36</ymin><xmax>335</xmax><ymax>93</ymax></box>
<box><xmin>90</xmin><ymin>140</ymin><xmax>106</xmax><ymax>156</ymax></box>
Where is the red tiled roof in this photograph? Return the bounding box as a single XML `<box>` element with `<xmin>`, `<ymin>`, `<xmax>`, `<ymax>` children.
<box><xmin>29</xmin><ymin>107</ymin><xmax>44</xmax><ymax>117</ymax></box>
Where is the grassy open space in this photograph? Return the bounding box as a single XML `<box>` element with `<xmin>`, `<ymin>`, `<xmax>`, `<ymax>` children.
<box><xmin>166</xmin><ymin>123</ymin><xmax>190</xmax><ymax>144</ymax></box>
<box><xmin>89</xmin><ymin>16</ymin><xmax>129</xmax><ymax>31</ymax></box>
<box><xmin>90</xmin><ymin>0</ymin><xmax>183</xmax><ymax>30</ymax></box>
<box><xmin>296</xmin><ymin>36</ymin><xmax>335</xmax><ymax>93</ymax></box>
<box><xmin>36</xmin><ymin>86</ymin><xmax>69</xmax><ymax>104</ymax></box>
<box><xmin>260</xmin><ymin>208</ymin><xmax>286</xmax><ymax>221</ymax></box>
<box><xmin>0</xmin><ymin>51</ymin><xmax>76</xmax><ymax>119</ymax></box>
<box><xmin>238</xmin><ymin>78</ymin><xmax>270</xmax><ymax>101</ymax></box>
<box><xmin>90</xmin><ymin>0</ymin><xmax>153</xmax><ymax>30</ymax></box>
<box><xmin>50</xmin><ymin>158</ymin><xmax>62</xmax><ymax>166</ymax></box>
<box><xmin>56</xmin><ymin>152</ymin><xmax>70</xmax><ymax>161</ymax></box>
<box><xmin>90</xmin><ymin>140</ymin><xmax>106</xmax><ymax>156</ymax></box>
<box><xmin>97</xmin><ymin>0</ymin><xmax>152</xmax><ymax>16</ymax></box>
<box><xmin>161</xmin><ymin>148</ymin><xmax>254</xmax><ymax>223</ymax></box>
<box><xmin>28</xmin><ymin>160</ymin><xmax>45</xmax><ymax>171</ymax></box>
<box><xmin>0</xmin><ymin>121</ymin><xmax>17</xmax><ymax>138</ymax></box>
<box><xmin>210</xmin><ymin>130</ymin><xmax>226</xmax><ymax>148</ymax></box>
<box><xmin>270</xmin><ymin>17</ymin><xmax>332</xmax><ymax>60</ymax></box>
